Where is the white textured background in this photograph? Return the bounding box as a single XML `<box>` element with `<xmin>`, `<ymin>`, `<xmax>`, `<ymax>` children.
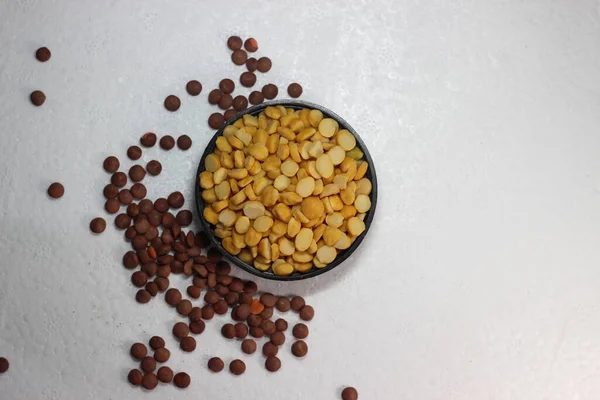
<box><xmin>1</xmin><ymin>0</ymin><xmax>600</xmax><ymax>399</ymax></box>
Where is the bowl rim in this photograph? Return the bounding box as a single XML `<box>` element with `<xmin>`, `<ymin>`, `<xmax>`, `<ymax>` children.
<box><xmin>195</xmin><ymin>99</ymin><xmax>378</xmax><ymax>281</ymax></box>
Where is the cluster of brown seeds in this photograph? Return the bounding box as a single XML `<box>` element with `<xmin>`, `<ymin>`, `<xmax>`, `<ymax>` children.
<box><xmin>128</xmin><ymin>337</ymin><xmax>190</xmax><ymax>390</ymax></box>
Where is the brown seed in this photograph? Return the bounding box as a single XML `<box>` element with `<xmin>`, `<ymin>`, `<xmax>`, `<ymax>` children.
<box><xmin>153</xmin><ymin>198</ymin><xmax>169</xmax><ymax>213</ymax></box>
<box><xmin>136</xmin><ymin>289</ymin><xmax>151</xmax><ymax>303</ymax></box>
<box><xmin>111</xmin><ymin>171</ymin><xmax>127</xmax><ymax>187</ymax></box>
<box><xmin>177</xmin><ymin>299</ymin><xmax>193</xmax><ymax>316</ymax></box>
<box><xmin>130</xmin><ymin>343</ymin><xmax>148</xmax><ymax>360</ymax></box>
<box><xmin>244</xmin><ymin>281</ymin><xmax>258</xmax><ymax>294</ymax></box>
<box><xmin>103</xmin><ymin>156</ymin><xmax>120</xmax><ymax>173</ymax></box>
<box><xmin>103</xmin><ymin>183</ymin><xmax>119</xmax><ymax>199</ymax></box>
<box><xmin>244</xmin><ymin>38</ymin><xmax>258</xmax><ymax>52</ymax></box>
<box><xmin>275</xmin><ymin>318</ymin><xmax>288</xmax><ymax>331</ymax></box>
<box><xmin>208</xmin><ymin>112</ymin><xmax>225</xmax><ymax>129</ymax></box>
<box><xmin>180</xmin><ymin>336</ymin><xmax>196</xmax><ymax>352</ymax></box>
<box><xmin>241</xmin><ymin>339</ymin><xmax>257</xmax><ymax>354</ymax></box>
<box><xmin>141</xmin><ymin>356</ymin><xmax>156</xmax><ymax>373</ymax></box>
<box><xmin>125</xmin><ymin>226</ymin><xmax>137</xmax><ymax>240</ymax></box>
<box><xmin>249</xmin><ymin>91</ymin><xmax>264</xmax><ymax>105</ymax></box>
<box><xmin>235</xmin><ymin>303</ymin><xmax>251</xmax><ymax>321</ymax></box>
<box><xmin>144</xmin><ymin>160</ymin><xmax>162</xmax><ymax>176</ymax></box>
<box><xmin>89</xmin><ymin>217</ymin><xmax>106</xmax><ymax>233</ymax></box>
<box><xmin>219</xmin><ymin>79</ymin><xmax>235</xmax><ymax>94</ymax></box>
<box><xmin>208</xmin><ymin>357</ymin><xmax>224</xmax><ymax>372</ymax></box>
<box><xmin>129</xmin><ymin>165</ymin><xmax>146</xmax><ymax>182</ymax></box>
<box><xmin>229</xmin><ymin>359</ymin><xmax>246</xmax><ymax>376</ymax></box>
<box><xmin>262</xmin><ymin>341</ymin><xmax>278</xmax><ymax>357</ymax></box>
<box><xmin>35</xmin><ymin>47</ymin><xmax>51</xmax><ymax>62</ymax></box>
<box><xmin>221</xmin><ymin>323</ymin><xmax>235</xmax><ymax>339</ymax></box>
<box><xmin>140</xmin><ymin>132</ymin><xmax>157</xmax><ymax>147</ymax></box>
<box><xmin>231</xmin><ymin>49</ymin><xmax>247</xmax><ymax>65</ymax></box>
<box><xmin>172</xmin><ymin>322</ymin><xmax>189</xmax><ymax>339</ymax></box>
<box><xmin>262</xmin><ymin>84</ymin><xmax>278</xmax><ymax>100</ymax></box>
<box><xmin>147</xmin><ymin>210</ymin><xmax>162</xmax><ymax>226</ymax></box>
<box><xmin>265</xmin><ymin>356</ymin><xmax>281</xmax><ymax>372</ymax></box>
<box><xmin>224</xmin><ymin>109</ymin><xmax>236</xmax><ymax>121</ymax></box>
<box><xmin>186</xmin><ymin>80</ymin><xmax>202</xmax><ymax>96</ymax></box>
<box><xmin>224</xmin><ymin>292</ymin><xmax>239</xmax><ymax>305</ymax></box>
<box><xmin>115</xmin><ymin>213</ymin><xmax>131</xmax><ymax>229</ymax></box>
<box><xmin>173</xmin><ymin>372</ymin><xmax>192</xmax><ymax>389</ymax></box>
<box><xmin>250</xmin><ymin>326</ymin><xmax>264</xmax><ymax>338</ymax></box>
<box><xmin>131</xmin><ymin>271</ymin><xmax>148</xmax><ymax>287</ymax></box>
<box><xmin>118</xmin><ymin>189</ymin><xmax>133</xmax><ymax>205</ymax></box>
<box><xmin>240</xmin><ymin>71</ymin><xmax>257</xmax><ymax>88</ymax></box>
<box><xmin>341</xmin><ymin>387</ymin><xmax>359</xmax><ymax>400</ymax></box>
<box><xmin>154</xmin><ymin>277</ymin><xmax>169</xmax><ymax>291</ymax></box>
<box><xmin>260</xmin><ymin>293</ymin><xmax>277</xmax><ymax>307</ymax></box>
<box><xmin>291</xmin><ymin>296</ymin><xmax>305</xmax><ymax>311</ymax></box>
<box><xmin>231</xmin><ymin>95</ymin><xmax>248</xmax><ymax>111</ymax></box>
<box><xmin>127</xmin><ymin>369</ymin><xmax>142</xmax><ymax>386</ymax></box>
<box><xmin>175</xmin><ymin>210</ymin><xmax>192</xmax><ymax>226</ymax></box>
<box><xmin>247</xmin><ymin>314</ymin><xmax>262</xmax><ymax>327</ymax></box>
<box><xmin>149</xmin><ymin>336</ymin><xmax>165</xmax><ymax>350</ymax></box>
<box><xmin>201</xmin><ymin>305</ymin><xmax>215</xmax><ymax>320</ymax></box>
<box><xmin>261</xmin><ymin>319</ymin><xmax>276</xmax><ymax>336</ymax></box>
<box><xmin>166</xmin><ymin>288</ymin><xmax>182</xmax><ymax>306</ymax></box>
<box><xmin>293</xmin><ymin>323</ymin><xmax>309</xmax><ymax>339</ymax></box>
<box><xmin>189</xmin><ymin>320</ymin><xmax>206</xmax><ymax>334</ymax></box>
<box><xmin>245</xmin><ymin>57</ymin><xmax>258</xmax><ymax>72</ymax></box>
<box><xmin>141</xmin><ymin>373</ymin><xmax>158</xmax><ymax>390</ymax></box>
<box><xmin>270</xmin><ymin>331</ymin><xmax>286</xmax><ymax>345</ymax></box>
<box><xmin>288</xmin><ymin>83</ymin><xmax>303</xmax><ymax>98</ymax></box>
<box><xmin>276</xmin><ymin>297</ymin><xmax>291</xmax><ymax>312</ymax></box>
<box><xmin>227</xmin><ymin>36</ymin><xmax>243</xmax><ymax>50</ymax></box>
<box><xmin>123</xmin><ymin>251</ymin><xmax>139</xmax><ymax>268</ymax></box>
<box><xmin>177</xmin><ymin>135</ymin><xmax>192</xmax><ymax>150</ymax></box>
<box><xmin>47</xmin><ymin>182</ymin><xmax>64</xmax><ymax>198</ymax></box>
<box><xmin>164</xmin><ymin>95</ymin><xmax>181</xmax><ymax>112</ymax></box>
<box><xmin>127</xmin><ymin>145</ymin><xmax>142</xmax><ymax>160</ymax></box>
<box><xmin>260</xmin><ymin>307</ymin><xmax>274</xmax><ymax>319</ymax></box>
<box><xmin>30</xmin><ymin>90</ymin><xmax>46</xmax><ymax>106</ymax></box>
<box><xmin>187</xmin><ymin>285</ymin><xmax>201</xmax><ymax>299</ymax></box>
<box><xmin>257</xmin><ymin>57</ymin><xmax>272</xmax><ymax>73</ymax></box>
<box><xmin>218</xmin><ymin>93</ymin><xmax>233</xmax><ymax>110</ymax></box>
<box><xmin>130</xmin><ymin>183</ymin><xmax>147</xmax><ymax>199</ymax></box>
<box><xmin>145</xmin><ymin>281</ymin><xmax>158</xmax><ymax>296</ymax></box>
<box><xmin>208</xmin><ymin>89</ymin><xmax>222</xmax><ymax>105</ymax></box>
<box><xmin>299</xmin><ymin>305</ymin><xmax>315</xmax><ymax>321</ymax></box>
<box><xmin>153</xmin><ymin>347</ymin><xmax>170</xmax><ymax>363</ymax></box>
<box><xmin>291</xmin><ymin>340</ymin><xmax>308</xmax><ymax>357</ymax></box>
<box><xmin>159</xmin><ymin>135</ymin><xmax>175</xmax><ymax>150</ymax></box>
<box><xmin>157</xmin><ymin>366</ymin><xmax>173</xmax><ymax>383</ymax></box>
<box><xmin>168</xmin><ymin>192</ymin><xmax>185</xmax><ymax>208</ymax></box>
<box><xmin>234</xmin><ymin>322</ymin><xmax>248</xmax><ymax>339</ymax></box>
<box><xmin>214</xmin><ymin>299</ymin><xmax>228</xmax><ymax>315</ymax></box>
<box><xmin>127</xmin><ymin>203</ymin><xmax>140</xmax><ymax>217</ymax></box>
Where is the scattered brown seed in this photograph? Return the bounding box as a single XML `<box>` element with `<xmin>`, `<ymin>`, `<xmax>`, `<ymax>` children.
<box><xmin>291</xmin><ymin>296</ymin><xmax>305</xmax><ymax>311</ymax></box>
<box><xmin>341</xmin><ymin>387</ymin><xmax>359</xmax><ymax>400</ymax></box>
<box><xmin>177</xmin><ymin>135</ymin><xmax>192</xmax><ymax>150</ymax></box>
<box><xmin>130</xmin><ymin>343</ymin><xmax>147</xmax><ymax>360</ymax></box>
<box><xmin>287</xmin><ymin>83</ymin><xmax>303</xmax><ymax>98</ymax></box>
<box><xmin>135</xmin><ymin>289</ymin><xmax>151</xmax><ymax>303</ymax></box>
<box><xmin>257</xmin><ymin>57</ymin><xmax>272</xmax><ymax>73</ymax></box>
<box><xmin>153</xmin><ymin>347</ymin><xmax>170</xmax><ymax>363</ymax></box>
<box><xmin>208</xmin><ymin>357</ymin><xmax>224</xmax><ymax>372</ymax></box>
<box><xmin>240</xmin><ymin>71</ymin><xmax>257</xmax><ymax>87</ymax></box>
<box><xmin>276</xmin><ymin>297</ymin><xmax>291</xmax><ymax>312</ymax></box>
<box><xmin>231</xmin><ymin>49</ymin><xmax>247</xmax><ymax>65</ymax></box>
<box><xmin>241</xmin><ymin>338</ymin><xmax>257</xmax><ymax>354</ymax></box>
<box><xmin>180</xmin><ymin>336</ymin><xmax>196</xmax><ymax>352</ymax></box>
<box><xmin>111</xmin><ymin>171</ymin><xmax>127</xmax><ymax>187</ymax></box>
<box><xmin>47</xmin><ymin>182</ymin><xmax>64</xmax><ymax>198</ymax></box>
<box><xmin>157</xmin><ymin>366</ymin><xmax>173</xmax><ymax>383</ymax></box>
<box><xmin>168</xmin><ymin>192</ymin><xmax>185</xmax><ymax>208</ymax></box>
<box><xmin>159</xmin><ymin>135</ymin><xmax>175</xmax><ymax>150</ymax></box>
<box><xmin>229</xmin><ymin>359</ymin><xmax>246</xmax><ymax>375</ymax></box>
<box><xmin>291</xmin><ymin>340</ymin><xmax>308</xmax><ymax>357</ymax></box>
<box><xmin>262</xmin><ymin>341</ymin><xmax>278</xmax><ymax>357</ymax></box>
<box><xmin>265</xmin><ymin>356</ymin><xmax>281</xmax><ymax>372</ymax></box>
<box><xmin>208</xmin><ymin>89</ymin><xmax>222</xmax><ymax>105</ymax></box>
<box><xmin>218</xmin><ymin>93</ymin><xmax>233</xmax><ymax>110</ymax></box>
<box><xmin>140</xmin><ymin>132</ymin><xmax>157</xmax><ymax>147</ymax></box>
<box><xmin>299</xmin><ymin>305</ymin><xmax>315</xmax><ymax>321</ymax></box>
<box><xmin>249</xmin><ymin>91</ymin><xmax>264</xmax><ymax>105</ymax></box>
<box><xmin>89</xmin><ymin>217</ymin><xmax>106</xmax><ymax>233</ymax></box>
<box><xmin>128</xmin><ymin>165</ymin><xmax>146</xmax><ymax>182</ymax></box>
<box><xmin>292</xmin><ymin>323</ymin><xmax>309</xmax><ymax>339</ymax></box>
<box><xmin>164</xmin><ymin>95</ymin><xmax>181</xmax><ymax>112</ymax></box>
<box><xmin>262</xmin><ymin>84</ymin><xmax>278</xmax><ymax>99</ymax></box>
<box><xmin>246</xmin><ymin>57</ymin><xmax>258</xmax><ymax>72</ymax></box>
<box><xmin>165</xmin><ymin>288</ymin><xmax>182</xmax><ymax>306</ymax></box>
<box><xmin>35</xmin><ymin>47</ymin><xmax>51</xmax><ymax>62</ymax></box>
<box><xmin>127</xmin><ymin>369</ymin><xmax>142</xmax><ymax>385</ymax></box>
<box><xmin>141</xmin><ymin>356</ymin><xmax>156</xmax><ymax>373</ymax></box>
<box><xmin>186</xmin><ymin>80</ymin><xmax>202</xmax><ymax>96</ymax></box>
<box><xmin>127</xmin><ymin>145</ymin><xmax>142</xmax><ymax>160</ymax></box>
<box><xmin>30</xmin><ymin>90</ymin><xmax>46</xmax><ymax>106</ymax></box>
<box><xmin>141</xmin><ymin>373</ymin><xmax>158</xmax><ymax>390</ymax></box>
<box><xmin>149</xmin><ymin>336</ymin><xmax>165</xmax><ymax>350</ymax></box>
<box><xmin>244</xmin><ymin>38</ymin><xmax>258</xmax><ymax>52</ymax></box>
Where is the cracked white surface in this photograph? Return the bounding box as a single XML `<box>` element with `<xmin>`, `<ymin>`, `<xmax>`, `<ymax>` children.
<box><xmin>1</xmin><ymin>0</ymin><xmax>600</xmax><ymax>399</ymax></box>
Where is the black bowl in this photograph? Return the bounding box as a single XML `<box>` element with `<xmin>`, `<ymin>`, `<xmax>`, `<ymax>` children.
<box><xmin>195</xmin><ymin>99</ymin><xmax>378</xmax><ymax>281</ymax></box>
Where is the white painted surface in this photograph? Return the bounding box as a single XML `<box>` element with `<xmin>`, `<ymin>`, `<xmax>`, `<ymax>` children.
<box><xmin>1</xmin><ymin>0</ymin><xmax>600</xmax><ymax>399</ymax></box>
